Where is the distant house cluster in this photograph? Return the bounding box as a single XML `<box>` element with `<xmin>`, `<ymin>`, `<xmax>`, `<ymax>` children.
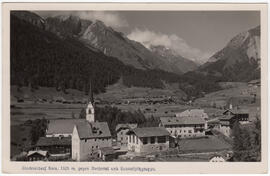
<box><xmin>208</xmin><ymin>104</ymin><xmax>250</xmax><ymax>137</ymax></box>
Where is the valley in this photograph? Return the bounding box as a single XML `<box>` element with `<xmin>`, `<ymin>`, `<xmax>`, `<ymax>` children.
<box><xmin>9</xmin><ymin>10</ymin><xmax>261</xmax><ymax>163</ymax></box>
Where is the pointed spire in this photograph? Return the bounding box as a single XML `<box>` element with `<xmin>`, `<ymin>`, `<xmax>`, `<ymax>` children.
<box><xmin>89</xmin><ymin>79</ymin><xmax>94</xmax><ymax>104</ymax></box>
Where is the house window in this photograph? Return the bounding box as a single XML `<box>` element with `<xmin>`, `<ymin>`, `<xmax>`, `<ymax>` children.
<box><xmin>129</xmin><ymin>136</ymin><xmax>131</xmax><ymax>143</ymax></box>
<box><xmin>85</xmin><ymin>139</ymin><xmax>87</xmax><ymax>142</ymax></box>
<box><xmin>188</xmin><ymin>130</ymin><xmax>192</xmax><ymax>133</ymax></box>
<box><xmin>136</xmin><ymin>137</ymin><xmax>138</xmax><ymax>144</ymax></box>
<box><xmin>142</xmin><ymin>137</ymin><xmax>148</xmax><ymax>145</ymax></box>
<box><xmin>157</xmin><ymin>136</ymin><xmax>166</xmax><ymax>143</ymax></box>
<box><xmin>132</xmin><ymin>135</ymin><xmax>135</xmax><ymax>143</ymax></box>
<box><xmin>150</xmin><ymin>137</ymin><xmax>155</xmax><ymax>144</ymax></box>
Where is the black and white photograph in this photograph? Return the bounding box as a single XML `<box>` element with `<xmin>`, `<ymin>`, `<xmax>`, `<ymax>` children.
<box><xmin>2</xmin><ymin>2</ymin><xmax>268</xmax><ymax>174</ymax></box>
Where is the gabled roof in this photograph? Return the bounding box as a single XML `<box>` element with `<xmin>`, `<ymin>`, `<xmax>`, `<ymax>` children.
<box><xmin>27</xmin><ymin>150</ymin><xmax>48</xmax><ymax>157</ymax></box>
<box><xmin>160</xmin><ymin>116</ymin><xmax>206</xmax><ymax>126</ymax></box>
<box><xmin>176</xmin><ymin>109</ymin><xmax>208</xmax><ymax>119</ymax></box>
<box><xmin>75</xmin><ymin>121</ymin><xmax>111</xmax><ymax>139</ymax></box>
<box><xmin>46</xmin><ymin>119</ymin><xmax>86</xmax><ymax>135</ymax></box>
<box><xmin>36</xmin><ymin>137</ymin><xmax>71</xmax><ymax>146</ymax></box>
<box><xmin>127</xmin><ymin>127</ymin><xmax>170</xmax><ymax>137</ymax></box>
<box><xmin>115</xmin><ymin>123</ymin><xmax>137</xmax><ymax>132</ymax></box>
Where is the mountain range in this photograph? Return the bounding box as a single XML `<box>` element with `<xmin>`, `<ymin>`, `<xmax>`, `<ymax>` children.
<box><xmin>45</xmin><ymin>14</ymin><xmax>198</xmax><ymax>74</ymax></box>
<box><xmin>11</xmin><ymin>11</ymin><xmax>261</xmax><ymax>98</ymax></box>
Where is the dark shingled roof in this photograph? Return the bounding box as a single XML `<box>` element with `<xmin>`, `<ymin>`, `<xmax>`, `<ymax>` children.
<box><xmin>160</xmin><ymin>116</ymin><xmax>205</xmax><ymax>126</ymax></box>
<box><xmin>219</xmin><ymin>115</ymin><xmax>235</xmax><ymax>120</ymax></box>
<box><xmin>46</xmin><ymin>119</ymin><xmax>86</xmax><ymax>135</ymax></box>
<box><xmin>223</xmin><ymin>109</ymin><xmax>249</xmax><ymax>115</ymax></box>
<box><xmin>99</xmin><ymin>147</ymin><xmax>115</xmax><ymax>155</ymax></box>
<box><xmin>115</xmin><ymin>123</ymin><xmax>137</xmax><ymax>132</ymax></box>
<box><xmin>36</xmin><ymin>137</ymin><xmax>71</xmax><ymax>146</ymax></box>
<box><xmin>127</xmin><ymin>127</ymin><xmax>170</xmax><ymax>137</ymax></box>
<box><xmin>75</xmin><ymin>121</ymin><xmax>111</xmax><ymax>139</ymax></box>
<box><xmin>248</xmin><ymin>79</ymin><xmax>260</xmax><ymax>84</ymax></box>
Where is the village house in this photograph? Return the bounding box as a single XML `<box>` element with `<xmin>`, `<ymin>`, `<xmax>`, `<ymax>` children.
<box><xmin>115</xmin><ymin>123</ymin><xmax>137</xmax><ymax>150</ymax></box>
<box><xmin>223</xmin><ymin>107</ymin><xmax>249</xmax><ymax>124</ymax></box>
<box><xmin>26</xmin><ymin>150</ymin><xmax>49</xmax><ymax>161</ymax></box>
<box><xmin>35</xmin><ymin>137</ymin><xmax>71</xmax><ymax>157</ymax></box>
<box><xmin>71</xmin><ymin>100</ymin><xmax>112</xmax><ymax>161</ymax></box>
<box><xmin>209</xmin><ymin>154</ymin><xmax>227</xmax><ymax>162</ymax></box>
<box><xmin>126</xmin><ymin>127</ymin><xmax>170</xmax><ymax>154</ymax></box>
<box><xmin>159</xmin><ymin>115</ymin><xmax>207</xmax><ymax>138</ymax></box>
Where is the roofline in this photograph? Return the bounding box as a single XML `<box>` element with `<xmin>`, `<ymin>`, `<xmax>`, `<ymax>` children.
<box><xmin>79</xmin><ymin>135</ymin><xmax>112</xmax><ymax>140</ymax></box>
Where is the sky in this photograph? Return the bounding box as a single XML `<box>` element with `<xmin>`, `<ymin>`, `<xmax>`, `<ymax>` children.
<box><xmin>36</xmin><ymin>11</ymin><xmax>260</xmax><ymax>64</ymax></box>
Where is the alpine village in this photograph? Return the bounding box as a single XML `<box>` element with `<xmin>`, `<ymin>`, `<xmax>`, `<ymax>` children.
<box><xmin>10</xmin><ymin>11</ymin><xmax>261</xmax><ymax>162</ymax></box>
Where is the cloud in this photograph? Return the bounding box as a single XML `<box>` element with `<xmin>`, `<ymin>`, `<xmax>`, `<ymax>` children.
<box><xmin>74</xmin><ymin>11</ymin><xmax>128</xmax><ymax>28</ymax></box>
<box><xmin>39</xmin><ymin>11</ymin><xmax>128</xmax><ymax>29</ymax></box>
<box><xmin>127</xmin><ymin>28</ymin><xmax>211</xmax><ymax>64</ymax></box>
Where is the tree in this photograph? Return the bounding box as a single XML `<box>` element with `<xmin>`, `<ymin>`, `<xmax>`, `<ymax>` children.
<box><xmin>232</xmin><ymin>118</ymin><xmax>261</xmax><ymax>162</ymax></box>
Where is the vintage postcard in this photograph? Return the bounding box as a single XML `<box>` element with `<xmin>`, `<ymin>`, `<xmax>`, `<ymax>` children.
<box><xmin>1</xmin><ymin>2</ymin><xmax>268</xmax><ymax>174</ymax></box>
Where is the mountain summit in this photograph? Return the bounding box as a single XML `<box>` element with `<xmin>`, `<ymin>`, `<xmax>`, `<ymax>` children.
<box><xmin>150</xmin><ymin>45</ymin><xmax>198</xmax><ymax>73</ymax></box>
<box><xmin>199</xmin><ymin>25</ymin><xmax>260</xmax><ymax>81</ymax></box>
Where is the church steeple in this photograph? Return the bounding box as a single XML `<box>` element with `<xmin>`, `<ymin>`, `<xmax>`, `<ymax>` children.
<box><xmin>89</xmin><ymin>80</ymin><xmax>94</xmax><ymax>104</ymax></box>
<box><xmin>86</xmin><ymin>80</ymin><xmax>95</xmax><ymax>122</ymax></box>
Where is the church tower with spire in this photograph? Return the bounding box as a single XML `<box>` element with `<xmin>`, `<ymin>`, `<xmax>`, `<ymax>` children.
<box><xmin>86</xmin><ymin>81</ymin><xmax>95</xmax><ymax>122</ymax></box>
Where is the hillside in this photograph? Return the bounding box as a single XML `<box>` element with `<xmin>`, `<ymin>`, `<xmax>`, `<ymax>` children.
<box><xmin>11</xmin><ymin>12</ymin><xmax>181</xmax><ymax>94</ymax></box>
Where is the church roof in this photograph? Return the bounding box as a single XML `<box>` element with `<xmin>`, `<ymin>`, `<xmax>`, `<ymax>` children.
<box><xmin>46</xmin><ymin>119</ymin><xmax>86</xmax><ymax>135</ymax></box>
<box><xmin>75</xmin><ymin>121</ymin><xmax>111</xmax><ymax>139</ymax></box>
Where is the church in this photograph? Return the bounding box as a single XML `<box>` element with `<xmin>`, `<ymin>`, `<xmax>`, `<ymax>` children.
<box><xmin>71</xmin><ymin>98</ymin><xmax>112</xmax><ymax>161</ymax></box>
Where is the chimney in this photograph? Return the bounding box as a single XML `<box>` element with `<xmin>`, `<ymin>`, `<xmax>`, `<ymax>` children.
<box><xmin>229</xmin><ymin>103</ymin><xmax>233</xmax><ymax>110</ymax></box>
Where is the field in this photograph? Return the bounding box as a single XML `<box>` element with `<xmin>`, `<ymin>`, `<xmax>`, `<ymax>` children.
<box><xmin>194</xmin><ymin>82</ymin><xmax>260</xmax><ymax>108</ymax></box>
<box><xmin>11</xmin><ymin>81</ymin><xmax>261</xmax><ymax>126</ymax></box>
<box><xmin>178</xmin><ymin>136</ymin><xmax>232</xmax><ymax>153</ymax></box>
